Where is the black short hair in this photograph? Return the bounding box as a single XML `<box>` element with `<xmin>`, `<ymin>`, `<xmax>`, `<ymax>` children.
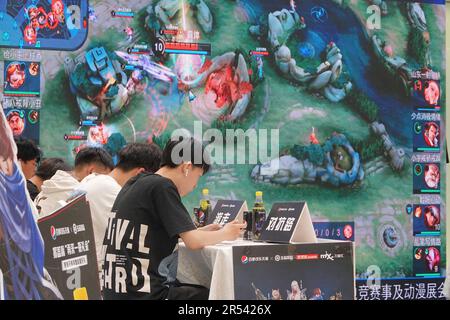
<box><xmin>74</xmin><ymin>147</ymin><xmax>114</xmax><ymax>170</ymax></box>
<box><xmin>116</xmin><ymin>143</ymin><xmax>162</xmax><ymax>173</ymax></box>
<box><xmin>15</xmin><ymin>137</ymin><xmax>41</xmax><ymax>162</ymax></box>
<box><xmin>160</xmin><ymin>137</ymin><xmax>211</xmax><ymax>174</ymax></box>
<box><xmin>35</xmin><ymin>158</ymin><xmax>73</xmax><ymax>180</ymax></box>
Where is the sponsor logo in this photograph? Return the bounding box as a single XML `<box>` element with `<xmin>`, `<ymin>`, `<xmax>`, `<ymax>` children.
<box><xmin>50</xmin><ymin>225</ymin><xmax>70</xmax><ymax>240</ymax></box>
<box><xmin>241</xmin><ymin>255</ymin><xmax>249</xmax><ymax>264</ymax></box>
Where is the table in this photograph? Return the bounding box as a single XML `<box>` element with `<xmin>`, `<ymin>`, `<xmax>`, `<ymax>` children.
<box><xmin>177</xmin><ymin>240</ymin><xmax>269</xmax><ymax>300</ymax></box>
<box><xmin>177</xmin><ymin>239</ymin><xmax>355</xmax><ymax>300</ymax></box>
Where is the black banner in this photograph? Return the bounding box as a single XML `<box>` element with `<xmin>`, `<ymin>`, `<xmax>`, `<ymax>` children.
<box><xmin>38</xmin><ymin>194</ymin><xmax>101</xmax><ymax>300</ymax></box>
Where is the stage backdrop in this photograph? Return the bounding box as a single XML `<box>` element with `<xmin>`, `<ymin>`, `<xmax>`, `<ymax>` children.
<box><xmin>0</xmin><ymin>0</ymin><xmax>447</xmax><ymax>299</ymax></box>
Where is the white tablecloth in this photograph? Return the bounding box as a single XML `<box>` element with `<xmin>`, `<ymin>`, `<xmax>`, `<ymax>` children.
<box><xmin>177</xmin><ymin>240</ymin><xmax>276</xmax><ymax>300</ymax></box>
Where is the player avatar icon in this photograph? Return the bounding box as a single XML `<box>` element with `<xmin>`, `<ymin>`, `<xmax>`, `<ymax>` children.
<box><xmin>23</xmin><ymin>25</ymin><xmax>37</xmax><ymax>44</ymax></box>
<box><xmin>424</xmin><ymin>206</ymin><xmax>440</xmax><ymax>230</ymax></box>
<box><xmin>6</xmin><ymin>110</ymin><xmax>25</xmax><ymax>136</ymax></box>
<box><xmin>29</xmin><ymin>62</ymin><xmax>39</xmax><ymax>76</ymax></box>
<box><xmin>5</xmin><ymin>62</ymin><xmax>26</xmax><ymax>89</ymax></box>
<box><xmin>423</xmin><ymin>80</ymin><xmax>440</xmax><ymax>106</ymax></box>
<box><xmin>52</xmin><ymin>0</ymin><xmax>65</xmax><ymax>23</ymax></box>
<box><xmin>424</xmin><ymin>164</ymin><xmax>440</xmax><ymax>189</ymax></box>
<box><xmin>425</xmin><ymin>247</ymin><xmax>440</xmax><ymax>272</ymax></box>
<box><xmin>343</xmin><ymin>224</ymin><xmax>353</xmax><ymax>239</ymax></box>
<box><xmin>423</xmin><ymin>122</ymin><xmax>439</xmax><ymax>147</ymax></box>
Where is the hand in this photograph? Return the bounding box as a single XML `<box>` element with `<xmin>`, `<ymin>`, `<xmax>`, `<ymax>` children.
<box><xmin>0</xmin><ymin>108</ymin><xmax>16</xmax><ymax>162</ymax></box>
<box><xmin>221</xmin><ymin>220</ymin><xmax>246</xmax><ymax>241</ymax></box>
<box><xmin>198</xmin><ymin>223</ymin><xmax>221</xmax><ymax>231</ymax></box>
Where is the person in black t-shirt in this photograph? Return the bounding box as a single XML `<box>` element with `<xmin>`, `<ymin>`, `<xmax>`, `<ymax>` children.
<box><xmin>101</xmin><ymin>138</ymin><xmax>246</xmax><ymax>300</ymax></box>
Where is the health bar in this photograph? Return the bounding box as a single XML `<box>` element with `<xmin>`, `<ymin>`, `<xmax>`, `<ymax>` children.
<box><xmin>251</xmin><ymin>51</ymin><xmax>269</xmax><ymax>56</ymax></box>
<box><xmin>162</xmin><ymin>29</ymin><xmax>179</xmax><ymax>35</ymax></box>
<box><xmin>420</xmin><ymin>189</ymin><xmax>440</xmax><ymax>193</ymax></box>
<box><xmin>64</xmin><ymin>135</ymin><xmax>87</xmax><ymax>141</ymax></box>
<box><xmin>417</xmin><ymin>107</ymin><xmax>441</xmax><ymax>112</ymax></box>
<box><xmin>417</xmin><ymin>147</ymin><xmax>440</xmax><ymax>151</ymax></box>
<box><xmin>113</xmin><ymin>11</ymin><xmax>134</xmax><ymax>18</ymax></box>
<box><xmin>130</xmin><ymin>49</ymin><xmax>150</xmax><ymax>55</ymax></box>
<box><xmin>80</xmin><ymin>120</ymin><xmax>100</xmax><ymax>127</ymax></box>
<box><xmin>4</xmin><ymin>91</ymin><xmax>40</xmax><ymax>97</ymax></box>
<box><xmin>416</xmin><ymin>232</ymin><xmax>440</xmax><ymax>236</ymax></box>
<box><xmin>165</xmin><ymin>42</ymin><xmax>211</xmax><ymax>55</ymax></box>
<box><xmin>415</xmin><ymin>274</ymin><xmax>441</xmax><ymax>277</ymax></box>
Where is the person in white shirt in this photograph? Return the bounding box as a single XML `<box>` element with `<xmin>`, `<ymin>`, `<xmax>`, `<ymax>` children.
<box><xmin>76</xmin><ymin>143</ymin><xmax>162</xmax><ymax>277</ymax></box>
<box><xmin>35</xmin><ymin>147</ymin><xmax>114</xmax><ymax>216</ymax></box>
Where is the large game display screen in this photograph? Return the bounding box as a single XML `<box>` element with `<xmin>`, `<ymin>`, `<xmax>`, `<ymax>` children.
<box><xmin>0</xmin><ymin>0</ymin><xmax>446</xmax><ymax>299</ymax></box>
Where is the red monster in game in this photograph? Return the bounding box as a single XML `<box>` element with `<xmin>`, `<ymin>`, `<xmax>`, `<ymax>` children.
<box><xmin>204</xmin><ymin>65</ymin><xmax>253</xmax><ymax>109</ymax></box>
<box><xmin>23</xmin><ymin>25</ymin><xmax>37</xmax><ymax>44</ymax></box>
<box><xmin>52</xmin><ymin>0</ymin><xmax>65</xmax><ymax>23</ymax></box>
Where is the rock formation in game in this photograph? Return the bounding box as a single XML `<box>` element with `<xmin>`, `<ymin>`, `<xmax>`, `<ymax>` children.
<box><xmin>251</xmin><ymin>133</ymin><xmax>364</xmax><ymax>187</ymax></box>
<box><xmin>249</xmin><ymin>7</ymin><xmax>352</xmax><ymax>102</ymax></box>
<box><xmin>148</xmin><ymin>0</ymin><xmax>213</xmax><ymax>34</ymax></box>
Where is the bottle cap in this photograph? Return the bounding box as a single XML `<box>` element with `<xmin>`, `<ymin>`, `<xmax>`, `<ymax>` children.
<box><xmin>73</xmin><ymin>287</ymin><xmax>88</xmax><ymax>300</ymax></box>
<box><xmin>256</xmin><ymin>191</ymin><xmax>263</xmax><ymax>197</ymax></box>
<box><xmin>202</xmin><ymin>188</ymin><xmax>209</xmax><ymax>195</ymax></box>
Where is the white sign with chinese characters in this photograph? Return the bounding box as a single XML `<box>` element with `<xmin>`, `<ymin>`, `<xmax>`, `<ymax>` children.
<box><xmin>206</xmin><ymin>200</ymin><xmax>248</xmax><ymax>226</ymax></box>
<box><xmin>260</xmin><ymin>202</ymin><xmax>317</xmax><ymax>244</ymax></box>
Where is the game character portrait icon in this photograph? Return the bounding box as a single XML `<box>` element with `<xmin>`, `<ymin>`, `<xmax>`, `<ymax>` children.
<box><xmin>6</xmin><ymin>110</ymin><xmax>25</xmax><ymax>136</ymax></box>
<box><xmin>424</xmin><ymin>164</ymin><xmax>440</xmax><ymax>189</ymax></box>
<box><xmin>414</xmin><ymin>206</ymin><xmax>422</xmax><ymax>218</ymax></box>
<box><xmin>5</xmin><ymin>62</ymin><xmax>26</xmax><ymax>89</ymax></box>
<box><xmin>423</xmin><ymin>122</ymin><xmax>439</xmax><ymax>148</ymax></box>
<box><xmin>23</xmin><ymin>25</ymin><xmax>37</xmax><ymax>44</ymax></box>
<box><xmin>343</xmin><ymin>224</ymin><xmax>353</xmax><ymax>239</ymax></box>
<box><xmin>29</xmin><ymin>62</ymin><xmax>40</xmax><ymax>76</ymax></box>
<box><xmin>52</xmin><ymin>0</ymin><xmax>65</xmax><ymax>23</ymax></box>
<box><xmin>423</xmin><ymin>80</ymin><xmax>440</xmax><ymax>106</ymax></box>
<box><xmin>424</xmin><ymin>206</ymin><xmax>440</xmax><ymax>230</ymax></box>
<box><xmin>47</xmin><ymin>11</ymin><xmax>59</xmax><ymax>29</ymax></box>
<box><xmin>425</xmin><ymin>247</ymin><xmax>440</xmax><ymax>272</ymax></box>
<box><xmin>414</xmin><ymin>248</ymin><xmax>423</xmax><ymax>260</ymax></box>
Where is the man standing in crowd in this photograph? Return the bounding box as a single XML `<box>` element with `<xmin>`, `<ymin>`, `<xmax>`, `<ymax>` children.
<box><xmin>27</xmin><ymin>158</ymin><xmax>72</xmax><ymax>201</ymax></box>
<box><xmin>102</xmin><ymin>138</ymin><xmax>246</xmax><ymax>300</ymax></box>
<box><xmin>75</xmin><ymin>143</ymin><xmax>162</xmax><ymax>276</ymax></box>
<box><xmin>35</xmin><ymin>147</ymin><xmax>114</xmax><ymax>216</ymax></box>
